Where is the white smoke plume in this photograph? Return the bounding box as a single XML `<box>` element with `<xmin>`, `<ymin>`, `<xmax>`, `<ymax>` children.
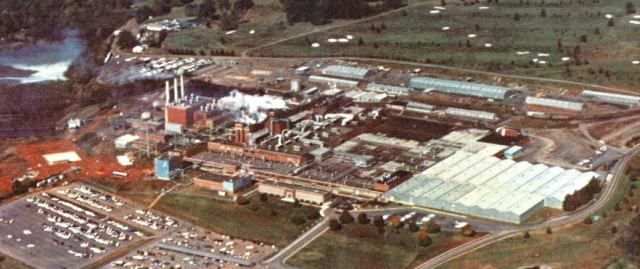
<box><xmin>217</xmin><ymin>90</ymin><xmax>287</xmax><ymax>124</ymax></box>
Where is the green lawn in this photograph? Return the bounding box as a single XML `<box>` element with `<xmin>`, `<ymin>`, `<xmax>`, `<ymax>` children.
<box><xmin>288</xmin><ymin>224</ymin><xmax>479</xmax><ymax>269</ymax></box>
<box><xmin>252</xmin><ymin>0</ymin><xmax>640</xmax><ymax>88</ymax></box>
<box><xmin>154</xmin><ymin>186</ymin><xmax>320</xmax><ymax>247</ymax></box>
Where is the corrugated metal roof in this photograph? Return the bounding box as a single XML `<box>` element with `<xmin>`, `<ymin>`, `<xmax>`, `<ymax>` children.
<box><xmin>322</xmin><ymin>65</ymin><xmax>371</xmax><ymax>79</ymax></box>
<box><xmin>446</xmin><ymin>107</ymin><xmax>497</xmax><ymax>121</ymax></box>
<box><xmin>409</xmin><ymin>76</ymin><xmax>512</xmax><ymax>99</ymax></box>
<box><xmin>581</xmin><ymin>90</ymin><xmax>640</xmax><ymax>106</ymax></box>
<box><xmin>525</xmin><ymin>96</ymin><xmax>584</xmax><ymax>111</ymax></box>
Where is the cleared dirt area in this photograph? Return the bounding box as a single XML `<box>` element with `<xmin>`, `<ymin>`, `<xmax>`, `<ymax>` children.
<box><xmin>519</xmin><ymin>129</ymin><xmax>594</xmax><ymax>168</ymax></box>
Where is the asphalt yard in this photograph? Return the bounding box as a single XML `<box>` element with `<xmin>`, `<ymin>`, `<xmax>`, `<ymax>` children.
<box><xmin>0</xmin><ymin>184</ymin><xmax>180</xmax><ymax>269</ymax></box>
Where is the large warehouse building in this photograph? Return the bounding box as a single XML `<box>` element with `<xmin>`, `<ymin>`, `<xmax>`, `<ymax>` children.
<box><xmin>386</xmin><ymin>130</ymin><xmax>600</xmax><ymax>224</ymax></box>
<box><xmin>409</xmin><ymin>76</ymin><xmax>513</xmax><ymax>100</ymax></box>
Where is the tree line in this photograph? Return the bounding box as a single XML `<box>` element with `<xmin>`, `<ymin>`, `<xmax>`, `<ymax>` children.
<box><xmin>281</xmin><ymin>0</ymin><xmax>405</xmax><ymax>25</ymax></box>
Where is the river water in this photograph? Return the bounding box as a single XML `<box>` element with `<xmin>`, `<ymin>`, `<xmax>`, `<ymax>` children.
<box><xmin>0</xmin><ymin>30</ymin><xmax>85</xmax><ymax>84</ymax></box>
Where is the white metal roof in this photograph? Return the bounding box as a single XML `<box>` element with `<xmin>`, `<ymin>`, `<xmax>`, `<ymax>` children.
<box><xmin>484</xmin><ymin>161</ymin><xmax>533</xmax><ymax>188</ymax></box>
<box><xmin>534</xmin><ymin>169</ymin><xmax>582</xmax><ymax>197</ymax></box>
<box><xmin>501</xmin><ymin>163</ymin><xmax>549</xmax><ymax>190</ymax></box>
<box><xmin>409</xmin><ymin>76</ymin><xmax>512</xmax><ymax>99</ymax></box>
<box><xmin>525</xmin><ymin>96</ymin><xmax>584</xmax><ymax>111</ymax></box>
<box><xmin>43</xmin><ymin>151</ymin><xmax>82</xmax><ymax>165</ymax></box>
<box><xmin>450</xmin><ymin>156</ymin><xmax>501</xmax><ymax>183</ymax></box>
<box><xmin>467</xmin><ymin>159</ymin><xmax>516</xmax><ymax>185</ymax></box>
<box><xmin>517</xmin><ymin>166</ymin><xmax>565</xmax><ymax>193</ymax></box>
<box><xmin>581</xmin><ymin>90</ymin><xmax>640</xmax><ymax>106</ymax></box>
<box><xmin>322</xmin><ymin>65</ymin><xmax>371</xmax><ymax>79</ymax></box>
<box><xmin>446</xmin><ymin>107</ymin><xmax>497</xmax><ymax>121</ymax></box>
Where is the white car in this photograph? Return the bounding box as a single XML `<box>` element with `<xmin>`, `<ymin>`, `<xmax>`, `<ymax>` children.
<box><xmin>454</xmin><ymin>221</ymin><xmax>468</xmax><ymax>229</ymax></box>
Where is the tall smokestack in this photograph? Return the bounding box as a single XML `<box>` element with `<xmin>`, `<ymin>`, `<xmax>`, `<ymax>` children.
<box><xmin>173</xmin><ymin>78</ymin><xmax>179</xmax><ymax>104</ymax></box>
<box><xmin>165</xmin><ymin>81</ymin><xmax>170</xmax><ymax>104</ymax></box>
<box><xmin>180</xmin><ymin>74</ymin><xmax>185</xmax><ymax>100</ymax></box>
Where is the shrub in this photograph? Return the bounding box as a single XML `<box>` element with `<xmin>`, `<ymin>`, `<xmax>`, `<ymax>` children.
<box><xmin>329</xmin><ymin>219</ymin><xmax>342</xmax><ymax>231</ymax></box>
<box><xmin>357</xmin><ymin>212</ymin><xmax>370</xmax><ymax>225</ymax></box>
<box><xmin>339</xmin><ymin>211</ymin><xmax>355</xmax><ymax>224</ymax></box>
<box><xmin>461</xmin><ymin>225</ymin><xmax>476</xmax><ymax>237</ymax></box>
<box><xmin>423</xmin><ymin>220</ymin><xmax>441</xmax><ymax>234</ymax></box>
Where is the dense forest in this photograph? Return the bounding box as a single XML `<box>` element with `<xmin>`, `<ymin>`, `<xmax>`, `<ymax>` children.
<box><xmin>281</xmin><ymin>0</ymin><xmax>405</xmax><ymax>25</ymax></box>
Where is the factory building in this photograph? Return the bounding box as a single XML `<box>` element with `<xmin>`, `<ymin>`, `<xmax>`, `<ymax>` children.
<box><xmin>525</xmin><ymin>96</ymin><xmax>584</xmax><ymax>111</ymax></box>
<box><xmin>366</xmin><ymin>83</ymin><xmax>412</xmax><ymax>96</ymax></box>
<box><xmin>321</xmin><ymin>65</ymin><xmax>372</xmax><ymax>80</ymax></box>
<box><xmin>207</xmin><ymin>142</ymin><xmax>311</xmax><ymax>166</ymax></box>
<box><xmin>193</xmin><ymin>173</ymin><xmax>253</xmax><ymax>194</ymax></box>
<box><xmin>445</xmin><ymin>107</ymin><xmax>497</xmax><ymax>121</ymax></box>
<box><xmin>580</xmin><ymin>90</ymin><xmax>640</xmax><ymax>106</ymax></box>
<box><xmin>386</xmin><ymin>147</ymin><xmax>599</xmax><ymax>223</ymax></box>
<box><xmin>257</xmin><ymin>181</ymin><xmax>330</xmax><ymax>204</ymax></box>
<box><xmin>409</xmin><ymin>76</ymin><xmax>513</xmax><ymax>100</ymax></box>
<box><xmin>155</xmin><ymin>155</ymin><xmax>182</xmax><ymax>180</ymax></box>
<box><xmin>308</xmin><ymin>75</ymin><xmax>359</xmax><ymax>89</ymax></box>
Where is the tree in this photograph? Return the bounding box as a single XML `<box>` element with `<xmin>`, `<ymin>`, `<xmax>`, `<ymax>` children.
<box><xmin>388</xmin><ymin>215</ymin><xmax>402</xmax><ymax>228</ymax></box>
<box><xmin>234</xmin><ymin>0</ymin><xmax>255</xmax><ymax>12</ymax></box>
<box><xmin>594</xmin><ymin>27</ymin><xmax>600</xmax><ymax>35</ymax></box>
<box><xmin>608</xmin><ymin>18</ymin><xmax>615</xmax><ymax>27</ymax></box>
<box><xmin>329</xmin><ymin>219</ymin><xmax>342</xmax><ymax>231</ymax></box>
<box><xmin>357</xmin><ymin>212</ymin><xmax>370</xmax><ymax>224</ymax></box>
<box><xmin>580</xmin><ymin>34</ymin><xmax>588</xmax><ymax>43</ymax></box>
<box><xmin>259</xmin><ymin>193</ymin><xmax>268</xmax><ymax>202</ymax></box>
<box><xmin>546</xmin><ymin>227</ymin><xmax>553</xmax><ymax>234</ymax></box>
<box><xmin>617</xmin><ymin>214</ymin><xmax>640</xmax><ymax>259</ymax></box>
<box><xmin>373</xmin><ymin>216</ymin><xmax>385</xmax><ymax>227</ymax></box>
<box><xmin>306</xmin><ymin>210</ymin><xmax>321</xmax><ymax>220</ymax></box>
<box><xmin>236</xmin><ymin>195</ymin><xmax>249</xmax><ymax>205</ymax></box>
<box><xmin>291</xmin><ymin>214</ymin><xmax>306</xmax><ymax>225</ymax></box>
<box><xmin>417</xmin><ymin>230</ymin><xmax>432</xmax><ymax>247</ymax></box>
<box><xmin>513</xmin><ymin>13</ymin><xmax>520</xmax><ymax>21</ymax></box>
<box><xmin>198</xmin><ymin>0</ymin><xmax>217</xmax><ymax>18</ymax></box>
<box><xmin>612</xmin><ymin>225</ymin><xmax>618</xmax><ymax>234</ymax></box>
<box><xmin>626</xmin><ymin>2</ymin><xmax>636</xmax><ymax>15</ymax></box>
<box><xmin>524</xmin><ymin>231</ymin><xmax>531</xmax><ymax>239</ymax></box>
<box><xmin>423</xmin><ymin>220</ymin><xmax>441</xmax><ymax>234</ymax></box>
<box><xmin>540</xmin><ymin>8</ymin><xmax>547</xmax><ymax>17</ymax></box>
<box><xmin>584</xmin><ymin>217</ymin><xmax>593</xmax><ymax>225</ymax></box>
<box><xmin>461</xmin><ymin>224</ymin><xmax>476</xmax><ymax>237</ymax></box>
<box><xmin>117</xmin><ymin>30</ymin><xmax>137</xmax><ymax>50</ymax></box>
<box><xmin>409</xmin><ymin>222</ymin><xmax>420</xmax><ymax>232</ymax></box>
<box><xmin>339</xmin><ymin>211</ymin><xmax>355</xmax><ymax>224</ymax></box>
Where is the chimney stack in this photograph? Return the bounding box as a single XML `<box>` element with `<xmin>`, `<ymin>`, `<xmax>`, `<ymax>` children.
<box><xmin>180</xmin><ymin>75</ymin><xmax>185</xmax><ymax>100</ymax></box>
<box><xmin>165</xmin><ymin>81</ymin><xmax>170</xmax><ymax>104</ymax></box>
<box><xmin>173</xmin><ymin>77</ymin><xmax>179</xmax><ymax>104</ymax></box>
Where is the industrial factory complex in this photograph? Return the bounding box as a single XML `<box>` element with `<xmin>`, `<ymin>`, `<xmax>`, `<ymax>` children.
<box><xmin>86</xmin><ymin>57</ymin><xmax>638</xmax><ymax>226</ymax></box>
<box><xmin>3</xmin><ymin>54</ymin><xmax>640</xmax><ymax>269</ymax></box>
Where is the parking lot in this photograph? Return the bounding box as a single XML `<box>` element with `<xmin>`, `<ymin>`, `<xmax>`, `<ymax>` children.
<box><xmin>105</xmin><ymin>224</ymin><xmax>276</xmax><ymax>268</ymax></box>
<box><xmin>0</xmin><ymin>184</ymin><xmax>181</xmax><ymax>269</ymax></box>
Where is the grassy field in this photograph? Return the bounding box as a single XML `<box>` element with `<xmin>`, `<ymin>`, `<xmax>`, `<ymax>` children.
<box><xmin>440</xmin><ymin>156</ymin><xmax>640</xmax><ymax>269</ymax></box>
<box><xmin>85</xmin><ymin>179</ymin><xmax>173</xmax><ymax>207</ymax></box>
<box><xmin>288</xmin><ymin>224</ymin><xmax>480</xmax><ymax>269</ymax></box>
<box><xmin>154</xmin><ymin>185</ymin><xmax>320</xmax><ymax>247</ymax></box>
<box><xmin>0</xmin><ymin>253</ymin><xmax>32</xmax><ymax>269</ymax></box>
<box><xmin>250</xmin><ymin>0</ymin><xmax>640</xmax><ymax>88</ymax></box>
